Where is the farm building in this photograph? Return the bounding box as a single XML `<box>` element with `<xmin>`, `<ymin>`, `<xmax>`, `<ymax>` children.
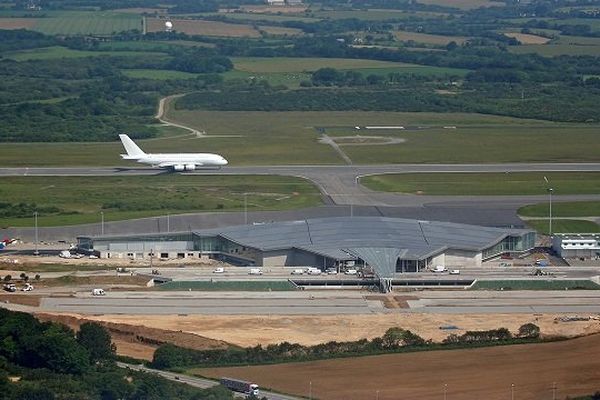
<box><xmin>552</xmin><ymin>234</ymin><xmax>600</xmax><ymax>260</ymax></box>
<box><xmin>77</xmin><ymin>217</ymin><xmax>535</xmax><ymax>276</ymax></box>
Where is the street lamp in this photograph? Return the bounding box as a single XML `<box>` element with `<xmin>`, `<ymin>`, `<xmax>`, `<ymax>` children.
<box><xmin>548</xmin><ymin>188</ymin><xmax>553</xmax><ymax>236</ymax></box>
<box><xmin>100</xmin><ymin>211</ymin><xmax>104</xmax><ymax>236</ymax></box>
<box><xmin>376</xmin><ymin>390</ymin><xmax>380</xmax><ymax>400</ymax></box>
<box><xmin>444</xmin><ymin>383</ymin><xmax>448</xmax><ymax>400</ymax></box>
<box><xmin>244</xmin><ymin>193</ymin><xmax>248</xmax><ymax>225</ymax></box>
<box><xmin>33</xmin><ymin>211</ymin><xmax>39</xmax><ymax>256</ymax></box>
<box><xmin>167</xmin><ymin>213</ymin><xmax>170</xmax><ymax>233</ymax></box>
<box><xmin>309</xmin><ymin>381</ymin><xmax>312</xmax><ymax>400</ymax></box>
<box><xmin>511</xmin><ymin>383</ymin><xmax>515</xmax><ymax>400</ymax></box>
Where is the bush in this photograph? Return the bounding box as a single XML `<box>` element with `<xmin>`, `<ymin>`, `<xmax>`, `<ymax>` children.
<box><xmin>517</xmin><ymin>323</ymin><xmax>540</xmax><ymax>339</ymax></box>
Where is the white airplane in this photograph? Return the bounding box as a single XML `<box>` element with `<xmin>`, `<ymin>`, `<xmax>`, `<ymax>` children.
<box><xmin>119</xmin><ymin>134</ymin><xmax>228</xmax><ymax>171</ymax></box>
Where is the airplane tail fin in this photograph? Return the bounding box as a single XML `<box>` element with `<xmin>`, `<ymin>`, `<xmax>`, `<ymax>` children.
<box><xmin>119</xmin><ymin>134</ymin><xmax>146</xmax><ymax>159</ymax></box>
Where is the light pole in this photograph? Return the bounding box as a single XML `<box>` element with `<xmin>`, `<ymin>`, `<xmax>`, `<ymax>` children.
<box><xmin>100</xmin><ymin>211</ymin><xmax>104</xmax><ymax>236</ymax></box>
<box><xmin>511</xmin><ymin>383</ymin><xmax>515</xmax><ymax>400</ymax></box>
<box><xmin>552</xmin><ymin>382</ymin><xmax>557</xmax><ymax>400</ymax></box>
<box><xmin>444</xmin><ymin>383</ymin><xmax>448</xmax><ymax>400</ymax></box>
<box><xmin>167</xmin><ymin>213</ymin><xmax>170</xmax><ymax>233</ymax></box>
<box><xmin>33</xmin><ymin>211</ymin><xmax>39</xmax><ymax>256</ymax></box>
<box><xmin>548</xmin><ymin>188</ymin><xmax>553</xmax><ymax>236</ymax></box>
<box><xmin>376</xmin><ymin>390</ymin><xmax>380</xmax><ymax>400</ymax></box>
<box><xmin>244</xmin><ymin>193</ymin><xmax>248</xmax><ymax>225</ymax></box>
<box><xmin>309</xmin><ymin>381</ymin><xmax>312</xmax><ymax>400</ymax></box>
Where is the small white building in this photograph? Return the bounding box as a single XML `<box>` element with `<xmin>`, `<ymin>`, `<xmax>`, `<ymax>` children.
<box><xmin>552</xmin><ymin>234</ymin><xmax>600</xmax><ymax>260</ymax></box>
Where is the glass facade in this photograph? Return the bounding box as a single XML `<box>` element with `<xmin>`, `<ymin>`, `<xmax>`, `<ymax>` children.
<box><xmin>482</xmin><ymin>233</ymin><xmax>536</xmax><ymax>259</ymax></box>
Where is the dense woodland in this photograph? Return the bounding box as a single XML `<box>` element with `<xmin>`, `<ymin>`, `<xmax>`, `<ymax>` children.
<box><xmin>0</xmin><ymin>0</ymin><xmax>600</xmax><ymax>141</ymax></box>
<box><xmin>0</xmin><ymin>308</ymin><xmax>235</xmax><ymax>399</ymax></box>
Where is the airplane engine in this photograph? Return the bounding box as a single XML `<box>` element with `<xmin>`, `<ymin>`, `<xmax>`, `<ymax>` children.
<box><xmin>173</xmin><ymin>164</ymin><xmax>185</xmax><ymax>172</ymax></box>
<box><xmin>185</xmin><ymin>164</ymin><xmax>196</xmax><ymax>171</ymax></box>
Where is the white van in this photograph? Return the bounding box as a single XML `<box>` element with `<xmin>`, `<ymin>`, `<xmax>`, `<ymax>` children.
<box><xmin>91</xmin><ymin>288</ymin><xmax>106</xmax><ymax>296</ymax></box>
<box><xmin>290</xmin><ymin>269</ymin><xmax>304</xmax><ymax>275</ymax></box>
<box><xmin>248</xmin><ymin>268</ymin><xmax>263</xmax><ymax>275</ymax></box>
<box><xmin>307</xmin><ymin>268</ymin><xmax>322</xmax><ymax>275</ymax></box>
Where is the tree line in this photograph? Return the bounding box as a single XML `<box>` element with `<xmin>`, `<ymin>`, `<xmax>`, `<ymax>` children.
<box><xmin>152</xmin><ymin>324</ymin><xmax>542</xmax><ymax>369</ymax></box>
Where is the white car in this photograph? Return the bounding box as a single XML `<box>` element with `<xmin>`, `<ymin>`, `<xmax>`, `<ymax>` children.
<box><xmin>290</xmin><ymin>269</ymin><xmax>304</xmax><ymax>275</ymax></box>
<box><xmin>248</xmin><ymin>268</ymin><xmax>263</xmax><ymax>275</ymax></box>
<box><xmin>344</xmin><ymin>269</ymin><xmax>358</xmax><ymax>275</ymax></box>
<box><xmin>307</xmin><ymin>268</ymin><xmax>322</xmax><ymax>275</ymax></box>
<box><xmin>212</xmin><ymin>267</ymin><xmax>225</xmax><ymax>274</ymax></box>
<box><xmin>21</xmin><ymin>283</ymin><xmax>34</xmax><ymax>292</ymax></box>
<box><xmin>449</xmin><ymin>269</ymin><xmax>461</xmax><ymax>275</ymax></box>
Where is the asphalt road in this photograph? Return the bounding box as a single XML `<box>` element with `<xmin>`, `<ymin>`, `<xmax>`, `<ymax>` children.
<box><xmin>35</xmin><ymin>288</ymin><xmax>600</xmax><ymax>315</ymax></box>
<box><xmin>3</xmin><ymin>163</ymin><xmax>600</xmax><ymax>241</ymax></box>
<box><xmin>116</xmin><ymin>362</ymin><xmax>299</xmax><ymax>400</ymax></box>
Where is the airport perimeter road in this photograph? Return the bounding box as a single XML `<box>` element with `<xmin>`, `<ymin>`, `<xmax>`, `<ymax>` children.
<box><xmin>116</xmin><ymin>362</ymin><xmax>299</xmax><ymax>400</ymax></box>
<box><xmin>39</xmin><ymin>294</ymin><xmax>374</xmax><ymax>315</ymax></box>
<box><xmin>34</xmin><ymin>288</ymin><xmax>600</xmax><ymax>315</ymax></box>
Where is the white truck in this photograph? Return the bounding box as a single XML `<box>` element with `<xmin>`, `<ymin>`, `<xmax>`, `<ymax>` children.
<box><xmin>220</xmin><ymin>377</ymin><xmax>259</xmax><ymax>396</ymax></box>
<box><xmin>248</xmin><ymin>268</ymin><xmax>263</xmax><ymax>275</ymax></box>
<box><xmin>91</xmin><ymin>288</ymin><xmax>106</xmax><ymax>296</ymax></box>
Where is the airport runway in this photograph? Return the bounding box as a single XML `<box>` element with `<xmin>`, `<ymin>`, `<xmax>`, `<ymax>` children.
<box><xmin>3</xmin><ymin>163</ymin><xmax>600</xmax><ymax>240</ymax></box>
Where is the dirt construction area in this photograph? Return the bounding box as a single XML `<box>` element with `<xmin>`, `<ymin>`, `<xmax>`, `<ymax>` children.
<box><xmin>80</xmin><ymin>312</ymin><xmax>600</xmax><ymax>347</ymax></box>
<box><xmin>198</xmin><ymin>333</ymin><xmax>600</xmax><ymax>400</ymax></box>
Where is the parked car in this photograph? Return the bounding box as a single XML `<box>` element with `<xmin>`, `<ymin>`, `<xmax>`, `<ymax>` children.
<box><xmin>21</xmin><ymin>283</ymin><xmax>34</xmax><ymax>291</ymax></box>
<box><xmin>326</xmin><ymin>268</ymin><xmax>338</xmax><ymax>275</ymax></box>
<box><xmin>91</xmin><ymin>288</ymin><xmax>106</xmax><ymax>296</ymax></box>
<box><xmin>248</xmin><ymin>268</ymin><xmax>263</xmax><ymax>275</ymax></box>
<box><xmin>290</xmin><ymin>269</ymin><xmax>304</xmax><ymax>275</ymax></box>
<box><xmin>344</xmin><ymin>269</ymin><xmax>358</xmax><ymax>275</ymax></box>
<box><xmin>3</xmin><ymin>284</ymin><xmax>16</xmax><ymax>292</ymax></box>
<box><xmin>449</xmin><ymin>269</ymin><xmax>461</xmax><ymax>275</ymax></box>
<box><xmin>213</xmin><ymin>267</ymin><xmax>225</xmax><ymax>274</ymax></box>
<box><xmin>307</xmin><ymin>268</ymin><xmax>322</xmax><ymax>275</ymax></box>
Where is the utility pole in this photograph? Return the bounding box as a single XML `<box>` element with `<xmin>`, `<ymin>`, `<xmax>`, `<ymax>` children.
<box><xmin>309</xmin><ymin>381</ymin><xmax>312</xmax><ymax>400</ymax></box>
<box><xmin>511</xmin><ymin>383</ymin><xmax>515</xmax><ymax>400</ymax></box>
<box><xmin>100</xmin><ymin>211</ymin><xmax>104</xmax><ymax>235</ymax></box>
<box><xmin>244</xmin><ymin>193</ymin><xmax>248</xmax><ymax>225</ymax></box>
<box><xmin>552</xmin><ymin>382</ymin><xmax>557</xmax><ymax>400</ymax></box>
<box><xmin>33</xmin><ymin>211</ymin><xmax>39</xmax><ymax>256</ymax></box>
<box><xmin>167</xmin><ymin>213</ymin><xmax>170</xmax><ymax>233</ymax></box>
<box><xmin>548</xmin><ymin>187</ymin><xmax>553</xmax><ymax>236</ymax></box>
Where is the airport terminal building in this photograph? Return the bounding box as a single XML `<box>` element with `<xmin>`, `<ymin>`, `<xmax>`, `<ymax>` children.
<box><xmin>78</xmin><ymin>217</ymin><xmax>535</xmax><ymax>276</ymax></box>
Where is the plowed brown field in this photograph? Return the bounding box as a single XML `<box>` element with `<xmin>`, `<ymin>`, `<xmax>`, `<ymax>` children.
<box><xmin>199</xmin><ymin>334</ymin><xmax>600</xmax><ymax>400</ymax></box>
<box><xmin>0</xmin><ymin>18</ymin><xmax>37</xmax><ymax>30</ymax></box>
<box><xmin>147</xmin><ymin>18</ymin><xmax>260</xmax><ymax>37</ymax></box>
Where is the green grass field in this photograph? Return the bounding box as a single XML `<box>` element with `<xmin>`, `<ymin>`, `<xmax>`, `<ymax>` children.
<box><xmin>509</xmin><ymin>44</ymin><xmax>600</xmax><ymax>57</ymax></box>
<box><xmin>471</xmin><ymin>279</ymin><xmax>600</xmax><ymax>290</ymax></box>
<box><xmin>525</xmin><ymin>219</ymin><xmax>600</xmax><ymax>235</ymax></box>
<box><xmin>4</xmin><ymin>111</ymin><xmax>600</xmax><ymax>166</ymax></box>
<box><xmin>121</xmin><ymin>69</ymin><xmax>199</xmax><ymax>80</ymax></box>
<box><xmin>0</xmin><ymin>263</ymin><xmax>112</xmax><ymax>272</ymax></box>
<box><xmin>157</xmin><ymin>280</ymin><xmax>297</xmax><ymax>291</ymax></box>
<box><xmin>32</xmin><ymin>11</ymin><xmax>142</xmax><ymax>35</ymax></box>
<box><xmin>231</xmin><ymin>57</ymin><xmax>410</xmax><ymax>73</ymax></box>
<box><xmin>3</xmin><ymin>46</ymin><xmax>168</xmax><ymax>61</ymax></box>
<box><xmin>360</xmin><ymin>172</ymin><xmax>600</xmax><ymax>195</ymax></box>
<box><xmin>519</xmin><ymin>201</ymin><xmax>600</xmax><ymax>217</ymax></box>
<box><xmin>222</xmin><ymin>70</ymin><xmax>311</xmax><ymax>88</ymax></box>
<box><xmin>0</xmin><ymin>175</ymin><xmax>322</xmax><ymax>227</ymax></box>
